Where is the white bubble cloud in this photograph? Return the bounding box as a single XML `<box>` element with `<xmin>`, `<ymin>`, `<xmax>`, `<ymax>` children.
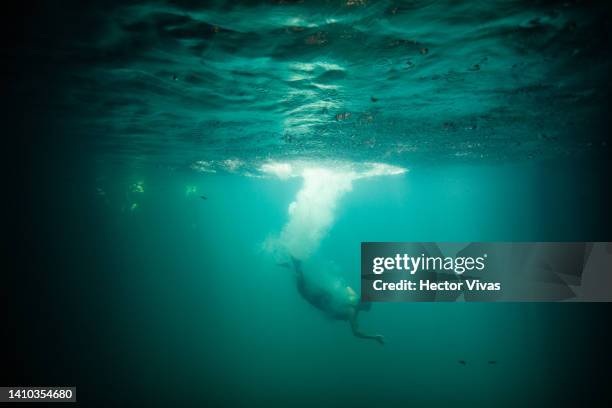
<box><xmin>264</xmin><ymin>161</ymin><xmax>407</xmax><ymax>260</ymax></box>
<box><xmin>259</xmin><ymin>162</ymin><xmax>294</xmax><ymax>180</ymax></box>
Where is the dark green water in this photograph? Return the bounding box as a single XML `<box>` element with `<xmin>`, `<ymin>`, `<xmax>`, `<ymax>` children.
<box><xmin>7</xmin><ymin>0</ymin><xmax>612</xmax><ymax>406</ymax></box>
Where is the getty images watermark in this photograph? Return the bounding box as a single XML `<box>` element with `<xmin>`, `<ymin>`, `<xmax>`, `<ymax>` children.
<box><xmin>361</xmin><ymin>242</ymin><xmax>612</xmax><ymax>302</ymax></box>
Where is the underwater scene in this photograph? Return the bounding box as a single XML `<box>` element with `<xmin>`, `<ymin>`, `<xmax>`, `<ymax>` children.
<box><xmin>7</xmin><ymin>0</ymin><xmax>612</xmax><ymax>407</ymax></box>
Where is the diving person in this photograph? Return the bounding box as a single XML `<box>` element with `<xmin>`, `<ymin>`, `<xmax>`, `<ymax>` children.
<box><xmin>290</xmin><ymin>257</ymin><xmax>384</xmax><ymax>345</ymax></box>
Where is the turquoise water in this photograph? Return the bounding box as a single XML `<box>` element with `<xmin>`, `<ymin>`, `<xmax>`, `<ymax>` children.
<box><xmin>9</xmin><ymin>0</ymin><xmax>612</xmax><ymax>406</ymax></box>
<box><xmin>68</xmin><ymin>160</ymin><xmax>606</xmax><ymax>406</ymax></box>
<box><xmin>20</xmin><ymin>0</ymin><xmax>611</xmax><ymax>166</ymax></box>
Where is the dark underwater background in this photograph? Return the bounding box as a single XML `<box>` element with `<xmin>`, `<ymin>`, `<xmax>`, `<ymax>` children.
<box><xmin>5</xmin><ymin>0</ymin><xmax>612</xmax><ymax>406</ymax></box>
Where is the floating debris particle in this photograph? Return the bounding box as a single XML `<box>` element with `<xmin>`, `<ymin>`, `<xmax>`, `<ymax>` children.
<box><xmin>335</xmin><ymin>112</ymin><xmax>352</xmax><ymax>121</ymax></box>
<box><xmin>305</xmin><ymin>32</ymin><xmax>327</xmax><ymax>45</ymax></box>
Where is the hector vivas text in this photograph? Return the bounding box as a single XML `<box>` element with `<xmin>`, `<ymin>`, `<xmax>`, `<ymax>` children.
<box><xmin>370</xmin><ymin>254</ymin><xmax>501</xmax><ymax>292</ymax></box>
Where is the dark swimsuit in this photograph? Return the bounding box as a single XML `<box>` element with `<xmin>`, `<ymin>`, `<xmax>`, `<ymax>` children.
<box><xmin>296</xmin><ymin>269</ymin><xmax>351</xmax><ymax>320</ymax></box>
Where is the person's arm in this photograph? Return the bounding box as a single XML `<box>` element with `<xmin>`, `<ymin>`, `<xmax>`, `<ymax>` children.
<box><xmin>349</xmin><ymin>308</ymin><xmax>384</xmax><ymax>345</ymax></box>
